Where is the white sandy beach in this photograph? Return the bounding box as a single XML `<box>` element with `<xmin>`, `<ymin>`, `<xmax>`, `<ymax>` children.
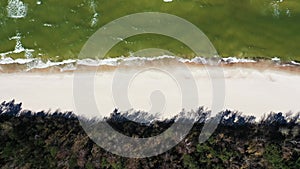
<box><xmin>0</xmin><ymin>64</ymin><xmax>300</xmax><ymax>119</ymax></box>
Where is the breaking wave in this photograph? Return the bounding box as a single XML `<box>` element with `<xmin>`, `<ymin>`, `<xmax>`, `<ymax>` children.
<box><xmin>0</xmin><ymin>55</ymin><xmax>299</xmax><ymax>73</ymax></box>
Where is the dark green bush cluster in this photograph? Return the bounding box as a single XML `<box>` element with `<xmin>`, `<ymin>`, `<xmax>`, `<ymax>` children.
<box><xmin>0</xmin><ymin>100</ymin><xmax>299</xmax><ymax>168</ymax></box>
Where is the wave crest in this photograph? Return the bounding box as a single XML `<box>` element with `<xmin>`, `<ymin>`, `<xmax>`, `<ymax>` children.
<box><xmin>0</xmin><ymin>55</ymin><xmax>300</xmax><ymax>73</ymax></box>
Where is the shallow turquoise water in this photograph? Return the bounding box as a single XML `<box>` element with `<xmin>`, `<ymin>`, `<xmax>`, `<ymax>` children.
<box><xmin>0</xmin><ymin>0</ymin><xmax>300</xmax><ymax>61</ymax></box>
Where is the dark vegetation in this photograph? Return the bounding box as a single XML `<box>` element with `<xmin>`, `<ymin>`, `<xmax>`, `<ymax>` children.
<box><xmin>0</xmin><ymin>100</ymin><xmax>299</xmax><ymax>169</ymax></box>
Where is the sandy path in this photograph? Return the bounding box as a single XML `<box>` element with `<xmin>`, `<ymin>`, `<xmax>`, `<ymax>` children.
<box><xmin>0</xmin><ymin>65</ymin><xmax>299</xmax><ymax>118</ymax></box>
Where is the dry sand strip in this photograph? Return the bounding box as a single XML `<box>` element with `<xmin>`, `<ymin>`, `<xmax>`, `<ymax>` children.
<box><xmin>0</xmin><ymin>65</ymin><xmax>300</xmax><ymax>119</ymax></box>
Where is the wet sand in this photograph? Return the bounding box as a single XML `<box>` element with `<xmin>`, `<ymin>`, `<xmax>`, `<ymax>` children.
<box><xmin>0</xmin><ymin>63</ymin><xmax>300</xmax><ymax>119</ymax></box>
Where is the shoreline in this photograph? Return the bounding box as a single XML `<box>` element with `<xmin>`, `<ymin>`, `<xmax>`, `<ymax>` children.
<box><xmin>0</xmin><ymin>56</ymin><xmax>300</xmax><ymax>74</ymax></box>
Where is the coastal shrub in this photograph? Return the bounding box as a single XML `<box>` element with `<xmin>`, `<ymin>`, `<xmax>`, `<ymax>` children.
<box><xmin>0</xmin><ymin>100</ymin><xmax>299</xmax><ymax>168</ymax></box>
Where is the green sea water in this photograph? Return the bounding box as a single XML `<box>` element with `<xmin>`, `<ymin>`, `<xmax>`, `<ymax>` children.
<box><xmin>0</xmin><ymin>0</ymin><xmax>300</xmax><ymax>62</ymax></box>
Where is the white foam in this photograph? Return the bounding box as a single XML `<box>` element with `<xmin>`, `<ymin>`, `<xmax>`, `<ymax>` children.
<box><xmin>61</xmin><ymin>64</ymin><xmax>77</xmax><ymax>72</ymax></box>
<box><xmin>271</xmin><ymin>1</ymin><xmax>280</xmax><ymax>18</ymax></box>
<box><xmin>0</xmin><ymin>56</ymin><xmax>299</xmax><ymax>72</ymax></box>
<box><xmin>222</xmin><ymin>57</ymin><xmax>256</xmax><ymax>63</ymax></box>
<box><xmin>0</xmin><ymin>33</ymin><xmax>35</xmax><ymax>58</ymax></box>
<box><xmin>26</xmin><ymin>59</ymin><xmax>76</xmax><ymax>70</ymax></box>
<box><xmin>191</xmin><ymin>57</ymin><xmax>208</xmax><ymax>64</ymax></box>
<box><xmin>291</xmin><ymin>61</ymin><xmax>300</xmax><ymax>66</ymax></box>
<box><xmin>89</xmin><ymin>0</ymin><xmax>99</xmax><ymax>27</ymax></box>
<box><xmin>43</xmin><ymin>23</ymin><xmax>53</xmax><ymax>27</ymax></box>
<box><xmin>90</xmin><ymin>13</ymin><xmax>99</xmax><ymax>27</ymax></box>
<box><xmin>77</xmin><ymin>55</ymin><xmax>176</xmax><ymax>67</ymax></box>
<box><xmin>272</xmin><ymin>57</ymin><xmax>281</xmax><ymax>62</ymax></box>
<box><xmin>6</xmin><ymin>0</ymin><xmax>27</xmax><ymax>19</ymax></box>
<box><xmin>77</xmin><ymin>58</ymin><xmax>119</xmax><ymax>66</ymax></box>
<box><xmin>163</xmin><ymin>0</ymin><xmax>173</xmax><ymax>2</ymax></box>
<box><xmin>0</xmin><ymin>57</ymin><xmax>34</xmax><ymax>64</ymax></box>
<box><xmin>0</xmin><ymin>57</ymin><xmax>15</xmax><ymax>64</ymax></box>
<box><xmin>178</xmin><ymin>57</ymin><xmax>208</xmax><ymax>64</ymax></box>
